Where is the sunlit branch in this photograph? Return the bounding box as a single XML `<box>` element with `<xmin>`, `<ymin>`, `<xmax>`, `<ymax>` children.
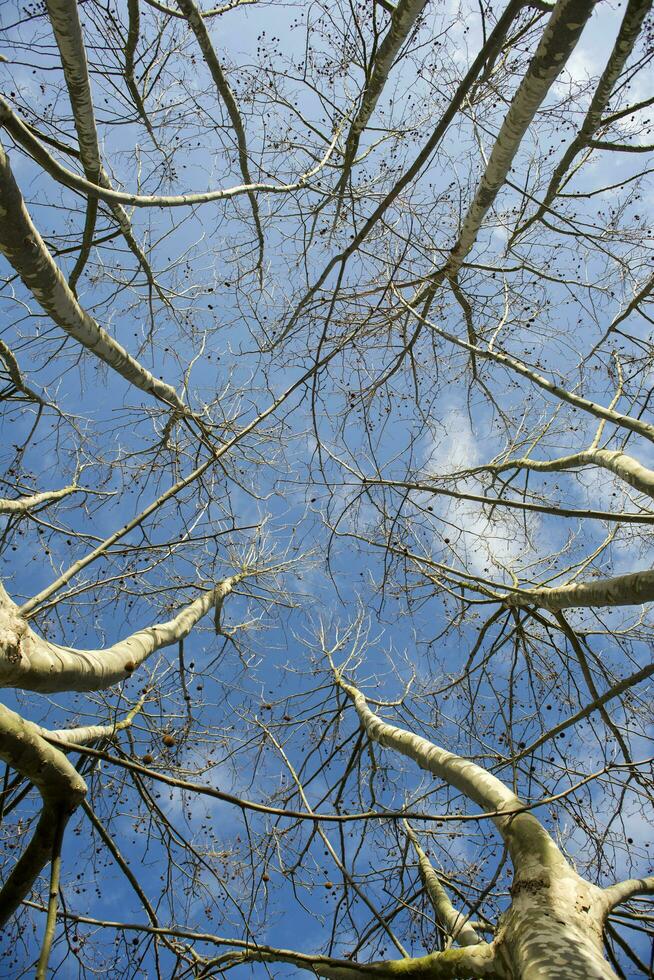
<box><xmin>510</xmin><ymin>0</ymin><xmax>652</xmax><ymax>243</ymax></box>
<box><xmin>0</xmin><ymin>143</ymin><xmax>187</xmax><ymax>411</ymax></box>
<box><xmin>175</xmin><ymin>0</ymin><xmax>265</xmax><ymax>270</ymax></box>
<box><xmin>0</xmin><ymin>577</ymin><xmax>240</xmax><ymax>692</ymax></box>
<box><xmin>403</xmin><ymin>819</ymin><xmax>481</xmax><ymax>947</ymax></box>
<box><xmin>0</xmin><ymin>703</ymin><xmax>86</xmax><ymax>927</ymax></box>
<box><xmin>0</xmin><ymin>485</ymin><xmax>81</xmax><ymax>515</ymax></box>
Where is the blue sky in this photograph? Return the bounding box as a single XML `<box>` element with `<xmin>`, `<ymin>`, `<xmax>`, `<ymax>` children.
<box><xmin>0</xmin><ymin>0</ymin><xmax>653</xmax><ymax>975</ymax></box>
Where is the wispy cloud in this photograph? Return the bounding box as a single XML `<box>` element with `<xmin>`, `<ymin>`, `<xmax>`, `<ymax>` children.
<box><xmin>423</xmin><ymin>410</ymin><xmax>536</xmax><ymax>577</ymax></box>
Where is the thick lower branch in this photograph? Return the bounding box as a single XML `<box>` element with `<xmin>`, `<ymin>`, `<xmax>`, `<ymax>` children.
<box><xmin>0</xmin><ymin>143</ymin><xmax>186</xmax><ymax>411</ymax></box>
<box><xmin>491</xmin><ymin>448</ymin><xmax>654</xmax><ymax>499</ymax></box>
<box><xmin>505</xmin><ymin>569</ymin><xmax>654</xmax><ymax>609</ymax></box>
<box><xmin>602</xmin><ymin>876</ymin><xmax>654</xmax><ymax>912</ymax></box>
<box><xmin>0</xmin><ymin>577</ymin><xmax>238</xmax><ymax>693</ymax></box>
<box><xmin>221</xmin><ymin>944</ymin><xmax>498</xmax><ymax>978</ymax></box>
<box><xmin>0</xmin><ymin>702</ymin><xmax>86</xmax><ymax>926</ymax></box>
<box><xmin>0</xmin><ymin>485</ymin><xmax>80</xmax><ymax>515</ymax></box>
<box><xmin>336</xmin><ymin>674</ymin><xmax>563</xmax><ymax>872</ymax></box>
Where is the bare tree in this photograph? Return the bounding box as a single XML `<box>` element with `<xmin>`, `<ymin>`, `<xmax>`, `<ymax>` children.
<box><xmin>0</xmin><ymin>0</ymin><xmax>653</xmax><ymax>976</ymax></box>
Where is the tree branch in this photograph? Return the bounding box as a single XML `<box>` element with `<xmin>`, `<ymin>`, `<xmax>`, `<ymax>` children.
<box><xmin>0</xmin><ymin>577</ymin><xmax>239</xmax><ymax>693</ymax></box>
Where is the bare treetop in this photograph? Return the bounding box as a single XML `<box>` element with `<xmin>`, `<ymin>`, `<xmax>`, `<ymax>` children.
<box><xmin>0</xmin><ymin>0</ymin><xmax>653</xmax><ymax>975</ymax></box>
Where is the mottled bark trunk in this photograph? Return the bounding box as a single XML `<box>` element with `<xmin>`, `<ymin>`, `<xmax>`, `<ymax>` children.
<box><xmin>337</xmin><ymin>676</ymin><xmax>629</xmax><ymax>979</ymax></box>
<box><xmin>497</xmin><ymin>872</ymin><xmax>613</xmax><ymax>978</ymax></box>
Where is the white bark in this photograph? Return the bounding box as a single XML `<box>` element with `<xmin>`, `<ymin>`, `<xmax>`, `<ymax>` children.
<box><xmin>443</xmin><ymin>0</ymin><xmax>596</xmax><ymax>277</ymax></box>
<box><xmin>337</xmin><ymin>675</ymin><xmax>556</xmax><ymax>863</ymax></box>
<box><xmin>602</xmin><ymin>876</ymin><xmax>654</xmax><ymax>911</ymax></box>
<box><xmin>44</xmin><ymin>0</ymin><xmax>165</xmax><ymax>295</ymax></box>
<box><xmin>0</xmin><ymin>486</ymin><xmax>80</xmax><ymax>515</ymax></box>
<box><xmin>515</xmin><ymin>0</ymin><xmax>653</xmax><ymax>238</ymax></box>
<box><xmin>0</xmin><ymin>702</ymin><xmax>87</xmax><ymax>926</ymax></box>
<box><xmin>34</xmin><ymin>697</ymin><xmax>144</xmax><ymax>747</ymax></box>
<box><xmin>403</xmin><ymin>820</ymin><xmax>481</xmax><ymax>947</ymax></box>
<box><xmin>335</xmin><ymin>0</ymin><xmax>429</xmax><ymax>199</ymax></box>
<box><xmin>0</xmin><ymin>143</ymin><xmax>187</xmax><ymax>411</ymax></box>
<box><xmin>45</xmin><ymin>0</ymin><xmax>101</xmax><ymax>177</ymax></box>
<box><xmin>338</xmin><ymin>675</ymin><xmax>621</xmax><ymax>979</ymax></box>
<box><xmin>0</xmin><ymin>578</ymin><xmax>238</xmax><ymax>693</ymax></box>
<box><xmin>491</xmin><ymin>448</ymin><xmax>654</xmax><ymax>500</ymax></box>
<box><xmin>506</xmin><ymin>568</ymin><xmax>654</xmax><ymax>609</ymax></box>
<box><xmin>0</xmin><ymin>96</ymin><xmax>339</xmax><ymax>209</ymax></box>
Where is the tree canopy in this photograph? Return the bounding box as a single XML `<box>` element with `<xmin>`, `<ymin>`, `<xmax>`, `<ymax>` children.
<box><xmin>0</xmin><ymin>0</ymin><xmax>653</xmax><ymax>976</ymax></box>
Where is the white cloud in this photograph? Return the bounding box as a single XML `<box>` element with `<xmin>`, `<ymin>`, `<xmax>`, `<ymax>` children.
<box><xmin>423</xmin><ymin>410</ymin><xmax>536</xmax><ymax>577</ymax></box>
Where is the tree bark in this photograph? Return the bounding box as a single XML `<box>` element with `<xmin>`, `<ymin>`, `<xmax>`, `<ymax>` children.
<box><xmin>0</xmin><ymin>144</ymin><xmax>187</xmax><ymax>411</ymax></box>
<box><xmin>0</xmin><ymin>703</ymin><xmax>86</xmax><ymax>925</ymax></box>
<box><xmin>0</xmin><ymin>578</ymin><xmax>237</xmax><ymax>693</ymax></box>
<box><xmin>506</xmin><ymin>568</ymin><xmax>654</xmax><ymax>609</ymax></box>
<box><xmin>338</xmin><ymin>674</ymin><xmax>623</xmax><ymax>979</ymax></box>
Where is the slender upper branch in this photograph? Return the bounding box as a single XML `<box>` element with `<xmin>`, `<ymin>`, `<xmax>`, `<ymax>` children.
<box><xmin>439</xmin><ymin>0</ymin><xmax>596</xmax><ymax>280</ymax></box>
<box><xmin>512</xmin><ymin>0</ymin><xmax>654</xmax><ymax>242</ymax></box>
<box><xmin>334</xmin><ymin>0</ymin><xmax>429</xmax><ymax>206</ymax></box>
<box><xmin>0</xmin><ymin>96</ymin><xmax>339</xmax><ymax>208</ymax></box>
<box><xmin>34</xmin><ymin>697</ymin><xmax>145</xmax><ymax>746</ymax></box>
<box><xmin>395</xmin><ymin>289</ymin><xmax>654</xmax><ymax>444</ymax></box>
<box><xmin>175</xmin><ymin>0</ymin><xmax>264</xmax><ymax>267</ymax></box>
<box><xmin>44</xmin><ymin>0</ymin><xmax>167</xmax><ymax>296</ymax></box>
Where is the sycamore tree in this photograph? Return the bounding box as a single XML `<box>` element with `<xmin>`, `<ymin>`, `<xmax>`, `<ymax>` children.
<box><xmin>0</xmin><ymin>0</ymin><xmax>653</xmax><ymax>976</ymax></box>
